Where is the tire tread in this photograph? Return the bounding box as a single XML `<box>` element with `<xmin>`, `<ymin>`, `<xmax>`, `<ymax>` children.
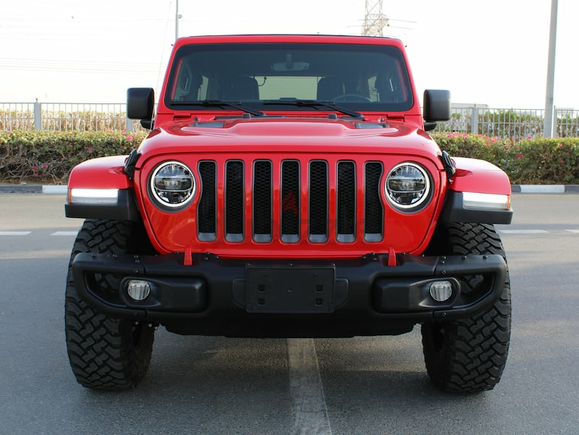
<box><xmin>422</xmin><ymin>223</ymin><xmax>511</xmax><ymax>393</ymax></box>
<box><xmin>65</xmin><ymin>219</ymin><xmax>154</xmax><ymax>390</ymax></box>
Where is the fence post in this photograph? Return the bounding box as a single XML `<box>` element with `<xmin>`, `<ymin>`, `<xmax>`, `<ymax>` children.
<box><xmin>544</xmin><ymin>104</ymin><xmax>556</xmax><ymax>138</ymax></box>
<box><xmin>126</xmin><ymin>116</ymin><xmax>134</xmax><ymax>133</ymax></box>
<box><xmin>34</xmin><ymin>98</ymin><xmax>42</xmax><ymax>130</ymax></box>
<box><xmin>471</xmin><ymin>106</ymin><xmax>479</xmax><ymax>135</ymax></box>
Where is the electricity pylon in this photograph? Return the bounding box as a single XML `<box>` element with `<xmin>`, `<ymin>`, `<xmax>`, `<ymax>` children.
<box><xmin>362</xmin><ymin>0</ymin><xmax>389</xmax><ymax>36</ymax></box>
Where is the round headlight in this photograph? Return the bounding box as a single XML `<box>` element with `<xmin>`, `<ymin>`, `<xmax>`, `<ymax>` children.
<box><xmin>385</xmin><ymin>162</ymin><xmax>431</xmax><ymax>211</ymax></box>
<box><xmin>150</xmin><ymin>161</ymin><xmax>195</xmax><ymax>208</ymax></box>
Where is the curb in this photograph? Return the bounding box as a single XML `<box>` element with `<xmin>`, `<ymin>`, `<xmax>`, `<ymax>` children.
<box><xmin>511</xmin><ymin>185</ymin><xmax>579</xmax><ymax>194</ymax></box>
<box><xmin>1</xmin><ymin>185</ymin><xmax>579</xmax><ymax>195</ymax></box>
<box><xmin>0</xmin><ymin>185</ymin><xmax>67</xmax><ymax>194</ymax></box>
<box><xmin>42</xmin><ymin>185</ymin><xmax>68</xmax><ymax>194</ymax></box>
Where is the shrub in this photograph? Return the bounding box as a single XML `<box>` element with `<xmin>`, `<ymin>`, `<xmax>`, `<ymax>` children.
<box><xmin>0</xmin><ymin>130</ymin><xmax>146</xmax><ymax>184</ymax></box>
<box><xmin>1</xmin><ymin>130</ymin><xmax>578</xmax><ymax>185</ymax></box>
<box><xmin>433</xmin><ymin>133</ymin><xmax>579</xmax><ymax>185</ymax></box>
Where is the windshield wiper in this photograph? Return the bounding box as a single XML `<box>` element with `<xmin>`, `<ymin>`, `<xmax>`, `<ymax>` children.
<box><xmin>263</xmin><ymin>99</ymin><xmax>364</xmax><ymax>119</ymax></box>
<box><xmin>172</xmin><ymin>100</ymin><xmax>266</xmax><ymax>117</ymax></box>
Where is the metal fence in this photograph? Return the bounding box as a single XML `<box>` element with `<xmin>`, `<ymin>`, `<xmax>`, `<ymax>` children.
<box><xmin>1</xmin><ymin>101</ymin><xmax>578</xmax><ymax>138</ymax></box>
<box><xmin>434</xmin><ymin>106</ymin><xmax>579</xmax><ymax>139</ymax></box>
<box><xmin>0</xmin><ymin>100</ymin><xmax>144</xmax><ymax>132</ymax></box>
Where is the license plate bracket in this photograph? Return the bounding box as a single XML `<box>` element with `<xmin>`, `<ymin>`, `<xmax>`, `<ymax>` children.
<box><xmin>245</xmin><ymin>266</ymin><xmax>336</xmax><ymax>313</ymax></box>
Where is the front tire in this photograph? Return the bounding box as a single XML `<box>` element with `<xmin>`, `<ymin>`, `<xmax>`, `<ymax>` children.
<box><xmin>421</xmin><ymin>223</ymin><xmax>511</xmax><ymax>393</ymax></box>
<box><xmin>65</xmin><ymin>219</ymin><xmax>155</xmax><ymax>390</ymax></box>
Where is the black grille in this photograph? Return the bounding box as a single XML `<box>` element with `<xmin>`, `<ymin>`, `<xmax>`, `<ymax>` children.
<box><xmin>364</xmin><ymin>162</ymin><xmax>384</xmax><ymax>240</ymax></box>
<box><xmin>226</xmin><ymin>161</ymin><xmax>244</xmax><ymax>241</ymax></box>
<box><xmin>281</xmin><ymin>160</ymin><xmax>300</xmax><ymax>242</ymax></box>
<box><xmin>309</xmin><ymin>161</ymin><xmax>328</xmax><ymax>242</ymax></box>
<box><xmin>253</xmin><ymin>160</ymin><xmax>272</xmax><ymax>242</ymax></box>
<box><xmin>337</xmin><ymin>161</ymin><xmax>356</xmax><ymax>242</ymax></box>
<box><xmin>196</xmin><ymin>158</ymin><xmax>384</xmax><ymax>244</ymax></box>
<box><xmin>198</xmin><ymin>161</ymin><xmax>216</xmax><ymax>240</ymax></box>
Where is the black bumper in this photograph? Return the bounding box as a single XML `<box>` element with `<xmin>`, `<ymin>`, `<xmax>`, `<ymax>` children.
<box><xmin>71</xmin><ymin>252</ymin><xmax>507</xmax><ymax>336</ymax></box>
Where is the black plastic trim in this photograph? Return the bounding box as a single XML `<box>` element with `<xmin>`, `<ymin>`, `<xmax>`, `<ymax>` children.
<box><xmin>124</xmin><ymin>149</ymin><xmax>141</xmax><ymax>179</ymax></box>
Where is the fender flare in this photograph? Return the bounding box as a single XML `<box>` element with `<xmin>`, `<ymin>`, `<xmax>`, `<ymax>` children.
<box><xmin>65</xmin><ymin>156</ymin><xmax>140</xmax><ymax>221</ymax></box>
<box><xmin>440</xmin><ymin>157</ymin><xmax>513</xmax><ymax>224</ymax></box>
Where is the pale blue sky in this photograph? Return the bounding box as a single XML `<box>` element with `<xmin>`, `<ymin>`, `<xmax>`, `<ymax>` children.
<box><xmin>1</xmin><ymin>0</ymin><xmax>576</xmax><ymax>109</ymax></box>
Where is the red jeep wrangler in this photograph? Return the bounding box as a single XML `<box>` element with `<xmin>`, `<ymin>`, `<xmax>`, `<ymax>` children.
<box><xmin>64</xmin><ymin>34</ymin><xmax>512</xmax><ymax>393</ymax></box>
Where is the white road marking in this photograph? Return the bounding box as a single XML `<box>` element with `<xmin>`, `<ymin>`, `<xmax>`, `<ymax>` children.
<box><xmin>0</xmin><ymin>231</ymin><xmax>31</xmax><ymax>236</ymax></box>
<box><xmin>499</xmin><ymin>230</ymin><xmax>549</xmax><ymax>234</ymax></box>
<box><xmin>0</xmin><ymin>249</ymin><xmax>72</xmax><ymax>259</ymax></box>
<box><xmin>287</xmin><ymin>338</ymin><xmax>332</xmax><ymax>435</ymax></box>
<box><xmin>566</xmin><ymin>229</ymin><xmax>579</xmax><ymax>234</ymax></box>
<box><xmin>51</xmin><ymin>231</ymin><xmax>78</xmax><ymax>236</ymax></box>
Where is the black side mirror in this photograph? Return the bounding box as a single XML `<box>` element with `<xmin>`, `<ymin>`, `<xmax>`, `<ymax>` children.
<box><xmin>127</xmin><ymin>88</ymin><xmax>155</xmax><ymax>122</ymax></box>
<box><xmin>423</xmin><ymin>122</ymin><xmax>438</xmax><ymax>132</ymax></box>
<box><xmin>423</xmin><ymin>89</ymin><xmax>451</xmax><ymax>123</ymax></box>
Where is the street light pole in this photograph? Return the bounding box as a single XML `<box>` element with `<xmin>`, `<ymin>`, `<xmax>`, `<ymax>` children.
<box><xmin>175</xmin><ymin>0</ymin><xmax>180</xmax><ymax>41</ymax></box>
<box><xmin>544</xmin><ymin>0</ymin><xmax>558</xmax><ymax>138</ymax></box>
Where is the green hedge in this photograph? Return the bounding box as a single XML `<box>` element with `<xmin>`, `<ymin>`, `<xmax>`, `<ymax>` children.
<box><xmin>0</xmin><ymin>130</ymin><xmax>146</xmax><ymax>184</ymax></box>
<box><xmin>1</xmin><ymin>130</ymin><xmax>579</xmax><ymax>185</ymax></box>
<box><xmin>435</xmin><ymin>133</ymin><xmax>579</xmax><ymax>185</ymax></box>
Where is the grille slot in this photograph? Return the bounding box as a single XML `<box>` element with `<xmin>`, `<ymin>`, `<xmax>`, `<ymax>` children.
<box><xmin>364</xmin><ymin>162</ymin><xmax>384</xmax><ymax>241</ymax></box>
<box><xmin>198</xmin><ymin>161</ymin><xmax>216</xmax><ymax>241</ymax></box>
<box><xmin>225</xmin><ymin>160</ymin><xmax>244</xmax><ymax>242</ymax></box>
<box><xmin>309</xmin><ymin>161</ymin><xmax>328</xmax><ymax>243</ymax></box>
<box><xmin>281</xmin><ymin>160</ymin><xmax>300</xmax><ymax>243</ymax></box>
<box><xmin>253</xmin><ymin>160</ymin><xmax>272</xmax><ymax>242</ymax></box>
<box><xmin>337</xmin><ymin>161</ymin><xmax>356</xmax><ymax>242</ymax></box>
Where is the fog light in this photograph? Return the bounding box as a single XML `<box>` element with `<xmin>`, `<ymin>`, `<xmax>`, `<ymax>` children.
<box><xmin>127</xmin><ymin>280</ymin><xmax>151</xmax><ymax>301</ymax></box>
<box><xmin>429</xmin><ymin>281</ymin><xmax>453</xmax><ymax>302</ymax></box>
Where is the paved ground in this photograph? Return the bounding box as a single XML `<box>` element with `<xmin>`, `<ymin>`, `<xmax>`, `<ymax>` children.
<box><xmin>0</xmin><ymin>194</ymin><xmax>578</xmax><ymax>434</ymax></box>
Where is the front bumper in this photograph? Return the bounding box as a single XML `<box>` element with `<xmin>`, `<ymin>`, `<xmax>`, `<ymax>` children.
<box><xmin>71</xmin><ymin>252</ymin><xmax>507</xmax><ymax>336</ymax></box>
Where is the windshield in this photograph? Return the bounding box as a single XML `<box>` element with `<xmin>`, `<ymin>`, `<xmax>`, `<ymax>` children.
<box><xmin>165</xmin><ymin>42</ymin><xmax>413</xmax><ymax>113</ymax></box>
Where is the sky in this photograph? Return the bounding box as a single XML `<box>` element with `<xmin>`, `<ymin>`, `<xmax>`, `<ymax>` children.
<box><xmin>1</xmin><ymin>0</ymin><xmax>577</xmax><ymax>110</ymax></box>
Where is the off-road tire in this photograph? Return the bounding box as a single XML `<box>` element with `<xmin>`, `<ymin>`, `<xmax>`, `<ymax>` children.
<box><xmin>65</xmin><ymin>219</ymin><xmax>155</xmax><ymax>390</ymax></box>
<box><xmin>421</xmin><ymin>223</ymin><xmax>511</xmax><ymax>393</ymax></box>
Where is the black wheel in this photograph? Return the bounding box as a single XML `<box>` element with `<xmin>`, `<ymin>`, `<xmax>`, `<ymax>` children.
<box><xmin>421</xmin><ymin>223</ymin><xmax>511</xmax><ymax>393</ymax></box>
<box><xmin>65</xmin><ymin>219</ymin><xmax>155</xmax><ymax>390</ymax></box>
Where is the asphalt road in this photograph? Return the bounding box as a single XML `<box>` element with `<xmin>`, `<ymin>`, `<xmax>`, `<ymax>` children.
<box><xmin>0</xmin><ymin>193</ymin><xmax>578</xmax><ymax>434</ymax></box>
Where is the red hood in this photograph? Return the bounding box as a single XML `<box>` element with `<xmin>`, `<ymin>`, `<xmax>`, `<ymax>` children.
<box><xmin>136</xmin><ymin>117</ymin><xmax>442</xmax><ymax>165</ymax></box>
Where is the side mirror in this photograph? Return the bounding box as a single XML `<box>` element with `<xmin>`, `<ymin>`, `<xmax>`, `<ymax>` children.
<box><xmin>127</xmin><ymin>88</ymin><xmax>155</xmax><ymax>122</ymax></box>
<box><xmin>423</xmin><ymin>89</ymin><xmax>451</xmax><ymax>124</ymax></box>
